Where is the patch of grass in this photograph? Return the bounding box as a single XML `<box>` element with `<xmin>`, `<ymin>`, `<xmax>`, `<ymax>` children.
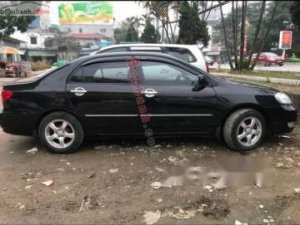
<box><xmin>288</xmin><ymin>57</ymin><xmax>300</xmax><ymax>63</ymax></box>
<box><xmin>210</xmin><ymin>68</ymin><xmax>300</xmax><ymax>80</ymax></box>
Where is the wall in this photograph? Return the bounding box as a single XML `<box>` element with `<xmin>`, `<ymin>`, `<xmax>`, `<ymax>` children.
<box><xmin>61</xmin><ymin>24</ymin><xmax>114</xmax><ymax>39</ymax></box>
<box><xmin>11</xmin><ymin>30</ymin><xmax>54</xmax><ymax>49</ymax></box>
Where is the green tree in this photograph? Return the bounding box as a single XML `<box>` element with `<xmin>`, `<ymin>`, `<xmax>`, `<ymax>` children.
<box><xmin>114</xmin><ymin>25</ymin><xmax>128</xmax><ymax>43</ymax></box>
<box><xmin>139</xmin><ymin>1</ymin><xmax>180</xmax><ymax>43</ymax></box>
<box><xmin>44</xmin><ymin>34</ymin><xmax>80</xmax><ymax>60</ymax></box>
<box><xmin>218</xmin><ymin>0</ymin><xmax>286</xmax><ymax>70</ymax></box>
<box><xmin>260</xmin><ymin>1</ymin><xmax>294</xmax><ymax>52</ymax></box>
<box><xmin>140</xmin><ymin>18</ymin><xmax>158</xmax><ymax>43</ymax></box>
<box><xmin>0</xmin><ymin>1</ymin><xmax>35</xmax><ymax>37</ymax></box>
<box><xmin>290</xmin><ymin>1</ymin><xmax>300</xmax><ymax>30</ymax></box>
<box><xmin>177</xmin><ymin>1</ymin><xmax>210</xmax><ymax>46</ymax></box>
<box><xmin>125</xmin><ymin>25</ymin><xmax>139</xmax><ymax>42</ymax></box>
<box><xmin>123</xmin><ymin>16</ymin><xmax>141</xmax><ymax>42</ymax></box>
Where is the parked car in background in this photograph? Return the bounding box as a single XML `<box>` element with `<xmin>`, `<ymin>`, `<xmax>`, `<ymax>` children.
<box><xmin>252</xmin><ymin>52</ymin><xmax>284</xmax><ymax>66</ymax></box>
<box><xmin>205</xmin><ymin>55</ymin><xmax>214</xmax><ymax>66</ymax></box>
<box><xmin>91</xmin><ymin>44</ymin><xmax>209</xmax><ymax>72</ymax></box>
<box><xmin>0</xmin><ymin>52</ymin><xmax>297</xmax><ymax>153</ymax></box>
<box><xmin>0</xmin><ymin>46</ymin><xmax>31</xmax><ymax>77</ymax></box>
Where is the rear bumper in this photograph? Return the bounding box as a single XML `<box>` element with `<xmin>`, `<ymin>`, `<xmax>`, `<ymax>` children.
<box><xmin>0</xmin><ymin>112</ymin><xmax>37</xmax><ymax>136</ymax></box>
<box><xmin>268</xmin><ymin>105</ymin><xmax>297</xmax><ymax>134</ymax></box>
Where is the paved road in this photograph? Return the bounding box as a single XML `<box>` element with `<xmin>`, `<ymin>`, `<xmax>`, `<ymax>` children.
<box><xmin>210</xmin><ymin>62</ymin><xmax>300</xmax><ymax>73</ymax></box>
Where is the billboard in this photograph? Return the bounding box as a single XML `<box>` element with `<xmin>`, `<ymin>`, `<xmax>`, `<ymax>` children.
<box><xmin>58</xmin><ymin>2</ymin><xmax>113</xmax><ymax>24</ymax></box>
<box><xmin>279</xmin><ymin>30</ymin><xmax>292</xmax><ymax>50</ymax></box>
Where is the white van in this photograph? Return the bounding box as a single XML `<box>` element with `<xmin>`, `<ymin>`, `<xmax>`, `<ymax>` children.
<box><xmin>91</xmin><ymin>44</ymin><xmax>209</xmax><ymax>72</ymax></box>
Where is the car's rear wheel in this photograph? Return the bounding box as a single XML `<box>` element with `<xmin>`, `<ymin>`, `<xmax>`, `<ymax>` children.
<box><xmin>223</xmin><ymin>109</ymin><xmax>266</xmax><ymax>151</ymax></box>
<box><xmin>38</xmin><ymin>112</ymin><xmax>84</xmax><ymax>153</ymax></box>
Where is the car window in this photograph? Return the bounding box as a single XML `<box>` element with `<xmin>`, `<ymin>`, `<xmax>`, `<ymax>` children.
<box><xmin>163</xmin><ymin>47</ymin><xmax>196</xmax><ymax>63</ymax></box>
<box><xmin>141</xmin><ymin>60</ymin><xmax>197</xmax><ymax>85</ymax></box>
<box><xmin>70</xmin><ymin>61</ymin><xmax>129</xmax><ymax>83</ymax></box>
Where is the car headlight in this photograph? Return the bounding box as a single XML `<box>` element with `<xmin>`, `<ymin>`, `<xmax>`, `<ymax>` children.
<box><xmin>275</xmin><ymin>92</ymin><xmax>292</xmax><ymax>104</ymax></box>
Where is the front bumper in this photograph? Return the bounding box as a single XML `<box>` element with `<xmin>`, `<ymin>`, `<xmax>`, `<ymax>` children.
<box><xmin>269</xmin><ymin>105</ymin><xmax>298</xmax><ymax>134</ymax></box>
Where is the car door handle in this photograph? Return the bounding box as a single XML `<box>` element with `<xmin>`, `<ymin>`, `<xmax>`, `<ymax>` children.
<box><xmin>70</xmin><ymin>87</ymin><xmax>87</xmax><ymax>96</ymax></box>
<box><xmin>142</xmin><ymin>88</ymin><xmax>158</xmax><ymax>98</ymax></box>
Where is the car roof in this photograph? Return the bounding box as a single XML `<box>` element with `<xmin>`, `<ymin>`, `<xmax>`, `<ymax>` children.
<box><xmin>101</xmin><ymin>43</ymin><xmax>199</xmax><ymax>49</ymax></box>
<box><xmin>93</xmin><ymin>43</ymin><xmax>201</xmax><ymax>54</ymax></box>
<box><xmin>74</xmin><ymin>51</ymin><xmax>197</xmax><ymax>69</ymax></box>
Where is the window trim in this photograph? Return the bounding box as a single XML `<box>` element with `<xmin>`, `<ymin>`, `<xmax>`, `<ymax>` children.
<box><xmin>100</xmin><ymin>47</ymin><xmax>129</xmax><ymax>53</ymax></box>
<box><xmin>138</xmin><ymin>59</ymin><xmax>199</xmax><ymax>86</ymax></box>
<box><xmin>161</xmin><ymin>47</ymin><xmax>197</xmax><ymax>63</ymax></box>
<box><xmin>68</xmin><ymin>60</ymin><xmax>130</xmax><ymax>84</ymax></box>
<box><xmin>30</xmin><ymin>36</ymin><xmax>37</xmax><ymax>45</ymax></box>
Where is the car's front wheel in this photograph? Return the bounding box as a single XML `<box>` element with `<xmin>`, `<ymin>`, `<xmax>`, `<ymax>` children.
<box><xmin>38</xmin><ymin>112</ymin><xmax>84</xmax><ymax>153</ymax></box>
<box><xmin>223</xmin><ymin>109</ymin><xmax>266</xmax><ymax>151</ymax></box>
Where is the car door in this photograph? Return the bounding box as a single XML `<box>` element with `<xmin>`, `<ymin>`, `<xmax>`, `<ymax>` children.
<box><xmin>138</xmin><ymin>59</ymin><xmax>217</xmax><ymax>135</ymax></box>
<box><xmin>66</xmin><ymin>59</ymin><xmax>142</xmax><ymax>136</ymax></box>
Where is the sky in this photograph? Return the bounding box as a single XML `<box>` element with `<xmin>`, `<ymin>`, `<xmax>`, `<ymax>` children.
<box><xmin>49</xmin><ymin>1</ymin><xmax>147</xmax><ymax>26</ymax></box>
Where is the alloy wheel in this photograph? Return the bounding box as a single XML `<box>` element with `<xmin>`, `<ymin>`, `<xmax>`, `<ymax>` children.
<box><xmin>45</xmin><ymin>119</ymin><xmax>75</xmax><ymax>149</ymax></box>
<box><xmin>236</xmin><ymin>117</ymin><xmax>262</xmax><ymax>147</ymax></box>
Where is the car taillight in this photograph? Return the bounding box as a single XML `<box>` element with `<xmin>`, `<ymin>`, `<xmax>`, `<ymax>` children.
<box><xmin>206</xmin><ymin>63</ymin><xmax>209</xmax><ymax>73</ymax></box>
<box><xmin>1</xmin><ymin>90</ymin><xmax>13</xmax><ymax>102</ymax></box>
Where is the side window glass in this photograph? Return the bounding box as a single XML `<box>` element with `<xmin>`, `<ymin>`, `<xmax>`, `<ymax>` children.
<box><xmin>164</xmin><ymin>48</ymin><xmax>196</xmax><ymax>63</ymax></box>
<box><xmin>70</xmin><ymin>62</ymin><xmax>129</xmax><ymax>83</ymax></box>
<box><xmin>84</xmin><ymin>63</ymin><xmax>102</xmax><ymax>82</ymax></box>
<box><xmin>70</xmin><ymin>67</ymin><xmax>83</xmax><ymax>82</ymax></box>
<box><xmin>101</xmin><ymin>62</ymin><xmax>129</xmax><ymax>83</ymax></box>
<box><xmin>141</xmin><ymin>61</ymin><xmax>197</xmax><ymax>86</ymax></box>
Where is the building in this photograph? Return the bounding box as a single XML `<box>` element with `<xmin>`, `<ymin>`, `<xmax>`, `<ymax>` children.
<box><xmin>0</xmin><ymin>37</ymin><xmax>25</xmax><ymax>63</ymax></box>
<box><xmin>0</xmin><ymin>37</ymin><xmax>24</xmax><ymax>49</ymax></box>
<box><xmin>10</xmin><ymin>2</ymin><xmax>58</xmax><ymax>64</ymax></box>
<box><xmin>61</xmin><ymin>24</ymin><xmax>114</xmax><ymax>41</ymax></box>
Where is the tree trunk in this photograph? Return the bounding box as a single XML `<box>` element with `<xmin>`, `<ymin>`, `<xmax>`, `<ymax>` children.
<box><xmin>219</xmin><ymin>1</ymin><xmax>234</xmax><ymax>69</ymax></box>
<box><xmin>239</xmin><ymin>1</ymin><xmax>247</xmax><ymax>70</ymax></box>
<box><xmin>250</xmin><ymin>1</ymin><xmax>279</xmax><ymax>70</ymax></box>
<box><xmin>156</xmin><ymin>17</ymin><xmax>160</xmax><ymax>43</ymax></box>
<box><xmin>247</xmin><ymin>1</ymin><xmax>266</xmax><ymax>69</ymax></box>
<box><xmin>167</xmin><ymin>13</ymin><xmax>175</xmax><ymax>43</ymax></box>
<box><xmin>232</xmin><ymin>1</ymin><xmax>238</xmax><ymax>70</ymax></box>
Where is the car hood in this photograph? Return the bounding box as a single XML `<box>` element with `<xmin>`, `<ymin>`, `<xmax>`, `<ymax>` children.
<box><xmin>218</xmin><ymin>77</ymin><xmax>279</xmax><ymax>95</ymax></box>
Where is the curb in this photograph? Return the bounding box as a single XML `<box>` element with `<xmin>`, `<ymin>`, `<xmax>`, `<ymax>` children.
<box><xmin>213</xmin><ymin>72</ymin><xmax>300</xmax><ymax>86</ymax></box>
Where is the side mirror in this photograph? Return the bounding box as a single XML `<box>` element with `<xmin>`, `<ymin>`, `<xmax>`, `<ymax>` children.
<box><xmin>192</xmin><ymin>76</ymin><xmax>208</xmax><ymax>91</ymax></box>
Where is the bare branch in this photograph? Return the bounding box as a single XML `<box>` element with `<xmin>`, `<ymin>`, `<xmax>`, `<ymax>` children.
<box><xmin>219</xmin><ymin>0</ymin><xmax>234</xmax><ymax>69</ymax></box>
<box><xmin>251</xmin><ymin>1</ymin><xmax>279</xmax><ymax>70</ymax></box>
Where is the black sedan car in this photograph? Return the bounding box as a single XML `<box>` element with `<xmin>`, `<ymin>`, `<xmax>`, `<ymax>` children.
<box><xmin>0</xmin><ymin>52</ymin><xmax>297</xmax><ymax>153</ymax></box>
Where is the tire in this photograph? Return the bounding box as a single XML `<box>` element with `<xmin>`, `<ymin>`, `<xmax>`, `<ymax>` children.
<box><xmin>38</xmin><ymin>112</ymin><xmax>84</xmax><ymax>153</ymax></box>
<box><xmin>223</xmin><ymin>109</ymin><xmax>266</xmax><ymax>151</ymax></box>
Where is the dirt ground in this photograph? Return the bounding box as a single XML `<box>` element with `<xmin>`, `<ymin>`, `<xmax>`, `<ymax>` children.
<box><xmin>0</xmin><ymin>128</ymin><xmax>300</xmax><ymax>224</ymax></box>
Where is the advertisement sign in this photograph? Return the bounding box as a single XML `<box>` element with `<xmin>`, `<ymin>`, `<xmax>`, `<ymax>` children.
<box><xmin>58</xmin><ymin>2</ymin><xmax>113</xmax><ymax>24</ymax></box>
<box><xmin>279</xmin><ymin>30</ymin><xmax>292</xmax><ymax>50</ymax></box>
